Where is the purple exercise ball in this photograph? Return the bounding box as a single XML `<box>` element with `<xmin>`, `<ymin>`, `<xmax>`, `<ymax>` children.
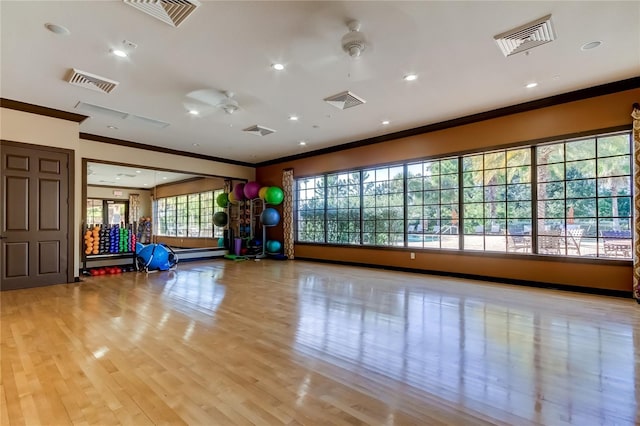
<box><xmin>244</xmin><ymin>181</ymin><xmax>261</xmax><ymax>199</ymax></box>
<box><xmin>233</xmin><ymin>183</ymin><xmax>246</xmax><ymax>200</ymax></box>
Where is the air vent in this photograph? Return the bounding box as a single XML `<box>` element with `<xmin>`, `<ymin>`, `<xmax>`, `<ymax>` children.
<box><xmin>126</xmin><ymin>114</ymin><xmax>170</xmax><ymax>129</ymax></box>
<box><xmin>74</xmin><ymin>101</ymin><xmax>170</xmax><ymax>129</ymax></box>
<box><xmin>75</xmin><ymin>102</ymin><xmax>128</xmax><ymax>119</ymax></box>
<box><xmin>66</xmin><ymin>69</ymin><xmax>119</xmax><ymax>94</ymax></box>
<box><xmin>123</xmin><ymin>0</ymin><xmax>201</xmax><ymax>28</ymax></box>
<box><xmin>243</xmin><ymin>125</ymin><xmax>276</xmax><ymax>136</ymax></box>
<box><xmin>494</xmin><ymin>14</ymin><xmax>555</xmax><ymax>57</ymax></box>
<box><xmin>323</xmin><ymin>90</ymin><xmax>366</xmax><ymax>110</ymax></box>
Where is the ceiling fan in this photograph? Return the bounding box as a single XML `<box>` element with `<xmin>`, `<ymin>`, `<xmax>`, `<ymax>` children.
<box><xmin>183</xmin><ymin>89</ymin><xmax>240</xmax><ymax>116</ymax></box>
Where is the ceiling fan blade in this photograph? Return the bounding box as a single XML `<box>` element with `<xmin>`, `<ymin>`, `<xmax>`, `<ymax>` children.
<box><xmin>185</xmin><ymin>89</ymin><xmax>226</xmax><ymax>107</ymax></box>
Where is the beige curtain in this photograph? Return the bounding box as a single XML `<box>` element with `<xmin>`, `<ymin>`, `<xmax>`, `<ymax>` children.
<box><xmin>282</xmin><ymin>168</ymin><xmax>295</xmax><ymax>259</ymax></box>
<box><xmin>632</xmin><ymin>103</ymin><xmax>640</xmax><ymax>301</ymax></box>
<box><xmin>129</xmin><ymin>193</ymin><xmax>140</xmax><ymax>224</ymax></box>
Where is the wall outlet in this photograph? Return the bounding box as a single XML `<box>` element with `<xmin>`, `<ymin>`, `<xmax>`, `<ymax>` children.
<box><xmin>410</xmin><ymin>252</ymin><xmax>415</xmax><ymax>260</ymax></box>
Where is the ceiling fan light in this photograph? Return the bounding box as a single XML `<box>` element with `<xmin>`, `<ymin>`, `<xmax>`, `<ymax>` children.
<box><xmin>222</xmin><ymin>104</ymin><xmax>238</xmax><ymax>114</ymax></box>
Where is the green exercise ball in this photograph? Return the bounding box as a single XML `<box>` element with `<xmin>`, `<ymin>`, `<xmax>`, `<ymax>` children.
<box><xmin>213</xmin><ymin>211</ymin><xmax>228</xmax><ymax>227</ymax></box>
<box><xmin>216</xmin><ymin>192</ymin><xmax>229</xmax><ymax>208</ymax></box>
<box><xmin>265</xmin><ymin>186</ymin><xmax>284</xmax><ymax>205</ymax></box>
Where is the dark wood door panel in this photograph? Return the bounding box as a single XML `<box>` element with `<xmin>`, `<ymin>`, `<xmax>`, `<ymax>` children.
<box><xmin>39</xmin><ymin>179</ymin><xmax>60</xmax><ymax>230</ymax></box>
<box><xmin>1</xmin><ymin>142</ymin><xmax>70</xmax><ymax>290</ymax></box>
<box><xmin>5</xmin><ymin>176</ymin><xmax>29</xmax><ymax>230</ymax></box>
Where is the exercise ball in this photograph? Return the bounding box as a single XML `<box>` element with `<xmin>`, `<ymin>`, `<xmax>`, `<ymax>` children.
<box><xmin>137</xmin><ymin>244</ymin><xmax>173</xmax><ymax>271</ymax></box>
<box><xmin>217</xmin><ymin>237</ymin><xmax>225</xmax><ymax>247</ymax></box>
<box><xmin>265</xmin><ymin>186</ymin><xmax>284</xmax><ymax>205</ymax></box>
<box><xmin>258</xmin><ymin>187</ymin><xmax>269</xmax><ymax>200</ymax></box>
<box><xmin>233</xmin><ymin>183</ymin><xmax>246</xmax><ymax>201</ymax></box>
<box><xmin>216</xmin><ymin>192</ymin><xmax>229</xmax><ymax>208</ymax></box>
<box><xmin>228</xmin><ymin>192</ymin><xmax>237</xmax><ymax>204</ymax></box>
<box><xmin>260</xmin><ymin>208</ymin><xmax>280</xmax><ymax>226</ymax></box>
<box><xmin>244</xmin><ymin>181</ymin><xmax>261</xmax><ymax>199</ymax></box>
<box><xmin>266</xmin><ymin>240</ymin><xmax>282</xmax><ymax>253</ymax></box>
<box><xmin>213</xmin><ymin>211</ymin><xmax>228</xmax><ymax>227</ymax></box>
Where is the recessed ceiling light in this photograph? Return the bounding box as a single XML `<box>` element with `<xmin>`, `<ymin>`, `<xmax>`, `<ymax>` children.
<box><xmin>110</xmin><ymin>49</ymin><xmax>128</xmax><ymax>58</ymax></box>
<box><xmin>581</xmin><ymin>41</ymin><xmax>602</xmax><ymax>51</ymax></box>
<box><xmin>272</xmin><ymin>63</ymin><xmax>285</xmax><ymax>71</ymax></box>
<box><xmin>44</xmin><ymin>23</ymin><xmax>70</xmax><ymax>35</ymax></box>
<box><xmin>143</xmin><ymin>183</ymin><xmax>148</xmax><ymax>186</ymax></box>
<box><xmin>115</xmin><ymin>177</ymin><xmax>121</xmax><ymax>180</ymax></box>
<box><xmin>162</xmin><ymin>177</ymin><xmax>168</xmax><ymax>180</ymax></box>
<box><xmin>136</xmin><ymin>170</ymin><xmax>141</xmax><ymax>173</ymax></box>
<box><xmin>403</xmin><ymin>73</ymin><xmax>418</xmax><ymax>81</ymax></box>
<box><xmin>289</xmin><ymin>115</ymin><xmax>299</xmax><ymax>121</ymax></box>
<box><xmin>192</xmin><ymin>143</ymin><xmax>200</xmax><ymax>146</ymax></box>
<box><xmin>188</xmin><ymin>110</ymin><xmax>199</xmax><ymax>116</ymax></box>
<box><xmin>107</xmin><ymin>125</ymin><xmax>118</xmax><ymax>130</ymax></box>
<box><xmin>299</xmin><ymin>141</ymin><xmax>307</xmax><ymax>146</ymax></box>
<box><xmin>526</xmin><ymin>82</ymin><xmax>538</xmax><ymax>89</ymax></box>
<box><xmin>382</xmin><ymin>120</ymin><xmax>390</xmax><ymax>125</ymax></box>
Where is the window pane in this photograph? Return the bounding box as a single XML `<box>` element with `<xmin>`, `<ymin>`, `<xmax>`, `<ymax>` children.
<box><xmin>598</xmin><ymin>155</ymin><xmax>630</xmax><ymax>177</ymax></box>
<box><xmin>597</xmin><ymin>134</ymin><xmax>630</xmax><ymax>156</ymax></box>
<box><xmin>86</xmin><ymin>199</ymin><xmax>103</xmax><ymax>226</ymax></box>
<box><xmin>566</xmin><ymin>179</ymin><xmax>596</xmax><ymax>199</ymax></box>
<box><xmin>565</xmin><ymin>139</ymin><xmax>595</xmax><ymax>161</ymax></box>
<box><xmin>537</xmin><ymin>144</ymin><xmax>564</xmax><ymax>164</ymax></box>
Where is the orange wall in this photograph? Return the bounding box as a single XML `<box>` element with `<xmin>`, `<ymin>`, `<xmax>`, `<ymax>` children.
<box><xmin>155</xmin><ymin>236</ymin><xmax>219</xmax><ymax>248</ymax></box>
<box><xmin>257</xmin><ymin>89</ymin><xmax>639</xmax><ymax>292</ymax></box>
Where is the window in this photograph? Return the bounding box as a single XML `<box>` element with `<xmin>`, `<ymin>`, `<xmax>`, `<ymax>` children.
<box><xmin>86</xmin><ymin>199</ymin><xmax>128</xmax><ymax>226</ymax></box>
<box><xmin>327</xmin><ymin>172</ymin><xmax>361</xmax><ymax>244</ymax></box>
<box><xmin>187</xmin><ymin>193</ymin><xmax>200</xmax><ymax>237</ymax></box>
<box><xmin>293</xmin><ymin>130</ymin><xmax>631</xmax><ymax>259</ymax></box>
<box><xmin>155</xmin><ymin>190</ymin><xmax>222</xmax><ymax>239</ymax></box>
<box><xmin>362</xmin><ymin>165</ymin><xmax>404</xmax><ymax>246</ymax></box>
<box><xmin>536</xmin><ymin>133</ymin><xmax>632</xmax><ymax>258</ymax></box>
<box><xmin>407</xmin><ymin>157</ymin><xmax>459</xmax><ymax>249</ymax></box>
<box><xmin>296</xmin><ymin>177</ymin><xmax>325</xmax><ymax>243</ymax></box>
<box><xmin>463</xmin><ymin>147</ymin><xmax>532</xmax><ymax>252</ymax></box>
<box><xmin>86</xmin><ymin>199</ymin><xmax>103</xmax><ymax>226</ymax></box>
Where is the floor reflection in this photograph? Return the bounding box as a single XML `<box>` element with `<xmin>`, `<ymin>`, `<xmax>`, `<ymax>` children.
<box><xmin>158</xmin><ymin>268</ymin><xmax>226</xmax><ymax>316</ymax></box>
<box><xmin>294</xmin><ymin>274</ymin><xmax>637</xmax><ymax>424</ymax></box>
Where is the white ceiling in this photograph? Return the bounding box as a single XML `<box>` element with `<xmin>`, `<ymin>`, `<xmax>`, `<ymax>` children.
<box><xmin>87</xmin><ymin>162</ymin><xmax>200</xmax><ymax>188</ymax></box>
<box><xmin>1</xmin><ymin>1</ymin><xmax>638</xmax><ymax>164</ymax></box>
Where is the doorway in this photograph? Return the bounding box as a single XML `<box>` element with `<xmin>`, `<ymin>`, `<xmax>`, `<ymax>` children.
<box><xmin>1</xmin><ymin>141</ymin><xmax>74</xmax><ymax>290</ymax></box>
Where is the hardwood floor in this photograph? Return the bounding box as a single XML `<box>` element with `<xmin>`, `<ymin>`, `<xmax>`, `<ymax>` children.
<box><xmin>2</xmin><ymin>259</ymin><xmax>639</xmax><ymax>425</ymax></box>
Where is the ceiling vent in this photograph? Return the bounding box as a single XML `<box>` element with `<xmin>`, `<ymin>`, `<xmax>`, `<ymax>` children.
<box><xmin>66</xmin><ymin>69</ymin><xmax>119</xmax><ymax>94</ymax></box>
<box><xmin>324</xmin><ymin>90</ymin><xmax>366</xmax><ymax>110</ymax></box>
<box><xmin>74</xmin><ymin>101</ymin><xmax>170</xmax><ymax>128</ymax></box>
<box><xmin>494</xmin><ymin>14</ymin><xmax>555</xmax><ymax>57</ymax></box>
<box><xmin>243</xmin><ymin>125</ymin><xmax>276</xmax><ymax>137</ymax></box>
<box><xmin>123</xmin><ymin>0</ymin><xmax>201</xmax><ymax>28</ymax></box>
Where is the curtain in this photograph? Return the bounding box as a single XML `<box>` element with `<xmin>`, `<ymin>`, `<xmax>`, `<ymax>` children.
<box><xmin>632</xmin><ymin>103</ymin><xmax>640</xmax><ymax>301</ymax></box>
<box><xmin>129</xmin><ymin>193</ymin><xmax>140</xmax><ymax>224</ymax></box>
<box><xmin>282</xmin><ymin>168</ymin><xmax>295</xmax><ymax>259</ymax></box>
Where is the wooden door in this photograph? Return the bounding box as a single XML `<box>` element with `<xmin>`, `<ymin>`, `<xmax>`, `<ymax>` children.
<box><xmin>1</xmin><ymin>141</ymin><xmax>71</xmax><ymax>290</ymax></box>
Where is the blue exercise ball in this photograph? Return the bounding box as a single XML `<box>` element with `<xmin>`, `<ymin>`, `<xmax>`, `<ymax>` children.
<box><xmin>260</xmin><ymin>208</ymin><xmax>280</xmax><ymax>226</ymax></box>
<box><xmin>266</xmin><ymin>240</ymin><xmax>281</xmax><ymax>253</ymax></box>
<box><xmin>137</xmin><ymin>244</ymin><xmax>174</xmax><ymax>271</ymax></box>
